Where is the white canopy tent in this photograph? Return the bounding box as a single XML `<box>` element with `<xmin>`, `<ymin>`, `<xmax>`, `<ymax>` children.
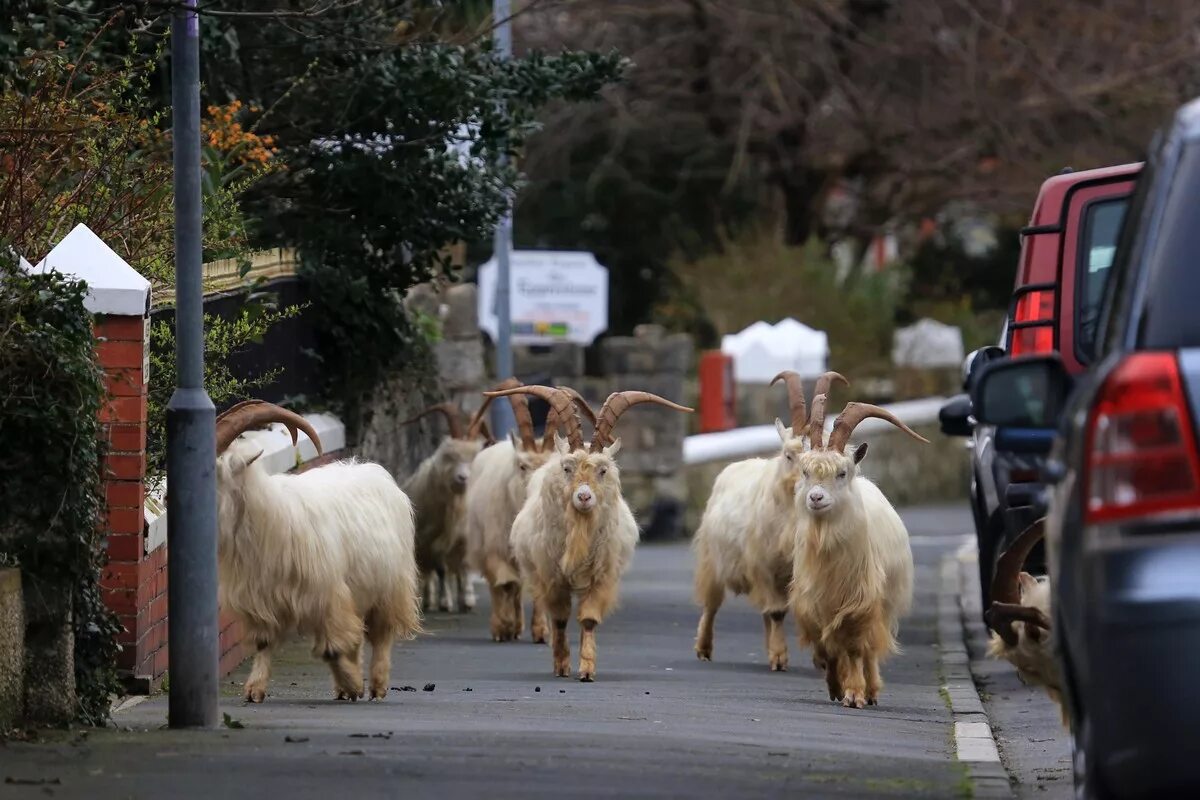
<box><xmin>720</xmin><ymin>318</ymin><xmax>829</xmax><ymax>383</ymax></box>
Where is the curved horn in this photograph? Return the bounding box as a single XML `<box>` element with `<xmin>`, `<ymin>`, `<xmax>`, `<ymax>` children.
<box><xmin>805</xmin><ymin>393</ymin><xmax>829</xmax><ymax>448</ymax></box>
<box><xmin>542</xmin><ymin>386</ymin><xmax>597</xmax><ymax>451</ymax></box>
<box><xmin>216</xmin><ymin>399</ymin><xmax>266</xmax><ymax>423</ymax></box>
<box><xmin>591</xmin><ymin>391</ymin><xmax>694</xmax><ymax>453</ymax></box>
<box><xmin>825</xmin><ymin>401</ymin><xmax>930</xmax><ymax>453</ymax></box>
<box><xmin>467</xmin><ymin>378</ymin><xmax>536</xmax><ymax>449</ymax></box>
<box><xmin>985</xmin><ymin>518</ymin><xmax>1049</xmax><ymax>646</ymax></box>
<box><xmin>771</xmin><ymin>371</ymin><xmax>808</xmax><ymax>435</ymax></box>
<box><xmin>811</xmin><ymin>371</ymin><xmax>849</xmax><ymax>405</ymax></box>
<box><xmin>216</xmin><ymin>401</ymin><xmax>323</xmax><ymax>457</ymax></box>
<box><xmin>400</xmin><ymin>402</ymin><xmax>466</xmax><ymax>439</ymax></box>
<box><xmin>483</xmin><ymin>385</ymin><xmax>583</xmax><ymax>451</ymax></box>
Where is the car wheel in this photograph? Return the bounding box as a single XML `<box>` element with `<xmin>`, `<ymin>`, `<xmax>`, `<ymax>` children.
<box><xmin>977</xmin><ymin>514</ymin><xmax>1004</xmax><ymax>623</ymax></box>
<box><xmin>1071</xmin><ymin>714</ymin><xmax>1113</xmax><ymax>799</ymax></box>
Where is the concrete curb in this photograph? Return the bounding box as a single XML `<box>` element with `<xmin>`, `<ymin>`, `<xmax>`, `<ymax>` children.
<box><xmin>938</xmin><ymin>536</ymin><xmax>1013</xmax><ymax>798</ymax></box>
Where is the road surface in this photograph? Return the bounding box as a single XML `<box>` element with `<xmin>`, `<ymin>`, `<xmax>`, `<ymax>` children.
<box><xmin>4</xmin><ymin>506</ymin><xmax>975</xmax><ymax>799</ymax></box>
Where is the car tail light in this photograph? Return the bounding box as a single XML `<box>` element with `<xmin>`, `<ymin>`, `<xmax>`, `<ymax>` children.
<box><xmin>1009</xmin><ymin>289</ymin><xmax>1056</xmax><ymax>356</ymax></box>
<box><xmin>1085</xmin><ymin>352</ymin><xmax>1200</xmax><ymax>524</ymax></box>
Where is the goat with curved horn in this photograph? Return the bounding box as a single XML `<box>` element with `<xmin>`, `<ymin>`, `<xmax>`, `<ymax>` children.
<box><xmin>216</xmin><ymin>402</ymin><xmax>324</xmax><ymax>457</ymax></box>
<box><xmin>483</xmin><ymin>385</ymin><xmax>586</xmax><ymax>451</ymax></box>
<box><xmin>467</xmin><ymin>377</ymin><xmax>536</xmax><ymax>448</ymax></box>
<box><xmin>590</xmin><ymin>391</ymin><xmax>694</xmax><ymax>452</ymax></box>
<box><xmin>986</xmin><ymin>518</ymin><xmax>1051</xmax><ymax>647</ymax></box>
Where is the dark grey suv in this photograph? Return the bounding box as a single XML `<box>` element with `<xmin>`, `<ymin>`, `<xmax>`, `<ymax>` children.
<box><xmin>973</xmin><ymin>99</ymin><xmax>1200</xmax><ymax>797</ymax></box>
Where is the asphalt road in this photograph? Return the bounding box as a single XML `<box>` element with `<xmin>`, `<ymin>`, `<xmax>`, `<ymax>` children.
<box><xmin>4</xmin><ymin>505</ymin><xmax>975</xmax><ymax>800</ymax></box>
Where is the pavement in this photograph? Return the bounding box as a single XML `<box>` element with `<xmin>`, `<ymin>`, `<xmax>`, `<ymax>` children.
<box><xmin>955</xmin><ymin>546</ymin><xmax>1073</xmax><ymax>799</ymax></box>
<box><xmin>4</xmin><ymin>505</ymin><xmax>984</xmax><ymax>799</ymax></box>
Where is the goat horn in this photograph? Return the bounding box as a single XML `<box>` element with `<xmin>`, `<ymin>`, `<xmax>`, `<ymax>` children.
<box><xmin>590</xmin><ymin>391</ymin><xmax>694</xmax><ymax>453</ymax></box>
<box><xmin>811</xmin><ymin>371</ymin><xmax>849</xmax><ymax>406</ymax></box>
<box><xmin>805</xmin><ymin>393</ymin><xmax>829</xmax><ymax>448</ymax></box>
<box><xmin>400</xmin><ymin>402</ymin><xmax>467</xmax><ymax>440</ymax></box>
<box><xmin>771</xmin><ymin>371</ymin><xmax>808</xmax><ymax>435</ymax></box>
<box><xmin>483</xmin><ymin>385</ymin><xmax>583</xmax><ymax>452</ymax></box>
<box><xmin>986</xmin><ymin>518</ymin><xmax>1047</xmax><ymax>646</ymax></box>
<box><xmin>216</xmin><ymin>399</ymin><xmax>266</xmax><ymax>423</ymax></box>
<box><xmin>215</xmin><ymin>401</ymin><xmax>323</xmax><ymax>457</ymax></box>
<box><xmin>468</xmin><ymin>378</ymin><xmax>537</xmax><ymax>449</ymax></box>
<box><xmin>825</xmin><ymin>401</ymin><xmax>930</xmax><ymax>453</ymax></box>
<box><xmin>985</xmin><ymin>602</ymin><xmax>1052</xmax><ymax>648</ymax></box>
<box><xmin>542</xmin><ymin>386</ymin><xmax>596</xmax><ymax>451</ymax></box>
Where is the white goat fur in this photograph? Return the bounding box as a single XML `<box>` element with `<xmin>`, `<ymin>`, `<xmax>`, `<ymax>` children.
<box><xmin>510</xmin><ymin>436</ymin><xmax>638</xmax><ymax>681</ymax></box>
<box><xmin>791</xmin><ymin>445</ymin><xmax>914</xmax><ymax>708</ymax></box>
<box><xmin>216</xmin><ymin>440</ymin><xmax>422</xmax><ymax>702</ymax></box>
<box><xmin>403</xmin><ymin>436</ymin><xmax>484</xmax><ymax>613</ymax></box>
<box><xmin>692</xmin><ymin>420</ymin><xmax>808</xmax><ymax>670</ymax></box>
<box><xmin>986</xmin><ymin>573</ymin><xmax>1066</xmax><ymax>725</ymax></box>
<box><xmin>464</xmin><ymin>435</ymin><xmax>554</xmax><ymax>641</ymax></box>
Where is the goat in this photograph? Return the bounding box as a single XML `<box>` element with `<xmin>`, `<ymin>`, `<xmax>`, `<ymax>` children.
<box><xmin>486</xmin><ymin>385</ymin><xmax>693</xmax><ymax>681</ymax></box>
<box><xmin>790</xmin><ymin>400</ymin><xmax>926</xmax><ymax>708</ymax></box>
<box><xmin>213</xmin><ymin>401</ymin><xmax>421</xmax><ymax>703</ymax></box>
<box><xmin>692</xmin><ymin>371</ymin><xmax>848</xmax><ymax>671</ymax></box>
<box><xmin>400</xmin><ymin>402</ymin><xmax>491</xmax><ymax>613</ymax></box>
<box><xmin>463</xmin><ymin>379</ymin><xmax>596</xmax><ymax>643</ymax></box>
<box><xmin>984</xmin><ymin>518</ymin><xmax>1064</xmax><ymax>724</ymax></box>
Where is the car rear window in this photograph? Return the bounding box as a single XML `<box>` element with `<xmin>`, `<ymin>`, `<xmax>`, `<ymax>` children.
<box><xmin>1140</xmin><ymin>143</ymin><xmax>1200</xmax><ymax>349</ymax></box>
<box><xmin>1076</xmin><ymin>197</ymin><xmax>1128</xmax><ymax>361</ymax></box>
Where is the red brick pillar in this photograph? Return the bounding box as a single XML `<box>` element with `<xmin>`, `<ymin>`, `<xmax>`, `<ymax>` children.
<box><xmin>94</xmin><ymin>314</ymin><xmax>168</xmax><ymax>689</ymax></box>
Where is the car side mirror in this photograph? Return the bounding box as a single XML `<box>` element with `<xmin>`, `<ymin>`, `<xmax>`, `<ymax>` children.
<box><xmin>971</xmin><ymin>355</ymin><xmax>1072</xmax><ymax>429</ymax></box>
<box><xmin>938</xmin><ymin>394</ymin><xmax>973</xmax><ymax>437</ymax></box>
<box><xmin>963</xmin><ymin>345</ymin><xmax>1005</xmax><ymax>392</ymax></box>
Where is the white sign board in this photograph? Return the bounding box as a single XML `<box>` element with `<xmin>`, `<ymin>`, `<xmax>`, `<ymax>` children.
<box><xmin>477</xmin><ymin>250</ymin><xmax>609</xmax><ymax>345</ymax></box>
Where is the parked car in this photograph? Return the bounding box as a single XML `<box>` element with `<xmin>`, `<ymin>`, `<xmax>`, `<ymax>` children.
<box><xmin>941</xmin><ymin>162</ymin><xmax>1141</xmax><ymax>614</ymax></box>
<box><xmin>972</xmin><ymin>99</ymin><xmax>1200</xmax><ymax>797</ymax></box>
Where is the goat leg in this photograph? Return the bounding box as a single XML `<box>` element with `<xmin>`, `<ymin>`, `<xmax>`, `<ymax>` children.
<box><xmin>243</xmin><ymin>634</ymin><xmax>278</xmax><ymax>703</ymax></box>
<box><xmin>578</xmin><ymin>618</ymin><xmax>598</xmax><ymax>682</ymax></box>
<box><xmin>864</xmin><ymin>654</ymin><xmax>882</xmax><ymax>706</ymax></box>
<box><xmin>839</xmin><ymin>653</ymin><xmax>867</xmax><ymax>710</ymax></box>
<box><xmin>764</xmin><ymin>609</ymin><xmax>789</xmax><ymax>672</ymax></box>
<box><xmin>824</xmin><ymin>653</ymin><xmax>844</xmax><ymax>702</ymax></box>
<box><xmin>530</xmin><ymin>595</ymin><xmax>549</xmax><ymax>644</ymax></box>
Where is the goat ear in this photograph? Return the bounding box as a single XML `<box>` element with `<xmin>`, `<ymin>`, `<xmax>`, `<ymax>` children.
<box><xmin>603</xmin><ymin>437</ymin><xmax>622</xmax><ymax>458</ymax></box>
<box><xmin>508</xmin><ymin>429</ymin><xmax>521</xmax><ymax>449</ymax></box>
<box><xmin>1017</xmin><ymin>572</ymin><xmax>1037</xmax><ymax>597</ymax></box>
<box><xmin>774</xmin><ymin>418</ymin><xmax>789</xmax><ymax>443</ymax></box>
<box><xmin>555</xmin><ymin>433</ymin><xmax>570</xmax><ymax>455</ymax></box>
<box><xmin>852</xmin><ymin>443</ymin><xmax>868</xmax><ymax>464</ymax></box>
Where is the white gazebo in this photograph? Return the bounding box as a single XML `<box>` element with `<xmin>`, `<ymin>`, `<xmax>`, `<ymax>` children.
<box><xmin>720</xmin><ymin>318</ymin><xmax>829</xmax><ymax>383</ymax></box>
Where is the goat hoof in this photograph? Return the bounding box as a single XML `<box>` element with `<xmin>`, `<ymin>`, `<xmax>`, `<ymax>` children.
<box><xmin>554</xmin><ymin>667</ymin><xmax>570</xmax><ymax>678</ymax></box>
<box><xmin>842</xmin><ymin>690</ymin><xmax>866</xmax><ymax>709</ymax></box>
<box><xmin>244</xmin><ymin>688</ymin><xmax>266</xmax><ymax>703</ymax></box>
<box><xmin>769</xmin><ymin>661</ymin><xmax>788</xmax><ymax>672</ymax></box>
<box><xmin>578</xmin><ymin>672</ymin><xmax>594</xmax><ymax>683</ymax></box>
<box><xmin>867</xmin><ymin>698</ymin><xmax>878</xmax><ymax>706</ymax></box>
<box><xmin>370</xmin><ymin>687</ymin><xmax>386</xmax><ymax>701</ymax></box>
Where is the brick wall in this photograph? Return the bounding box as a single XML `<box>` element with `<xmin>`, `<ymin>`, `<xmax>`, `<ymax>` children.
<box><xmin>94</xmin><ymin>312</ymin><xmax>170</xmax><ymax>689</ymax></box>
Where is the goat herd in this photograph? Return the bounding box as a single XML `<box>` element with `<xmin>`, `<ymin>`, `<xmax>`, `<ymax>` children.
<box><xmin>210</xmin><ymin>372</ymin><xmax>927</xmax><ymax>710</ymax></box>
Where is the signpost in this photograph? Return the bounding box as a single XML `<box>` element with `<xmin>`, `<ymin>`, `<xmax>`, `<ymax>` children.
<box><xmin>491</xmin><ymin>0</ymin><xmax>515</xmax><ymax>435</ymax></box>
<box><xmin>478</xmin><ymin>250</ymin><xmax>610</xmax><ymax>346</ymax></box>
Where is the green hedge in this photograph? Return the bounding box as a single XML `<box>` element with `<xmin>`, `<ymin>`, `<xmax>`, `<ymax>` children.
<box><xmin>0</xmin><ymin>255</ymin><xmax>121</xmax><ymax>724</ymax></box>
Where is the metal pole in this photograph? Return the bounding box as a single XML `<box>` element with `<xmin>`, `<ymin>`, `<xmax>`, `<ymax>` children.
<box><xmin>491</xmin><ymin>0</ymin><xmax>516</xmax><ymax>437</ymax></box>
<box><xmin>167</xmin><ymin>0</ymin><xmax>219</xmax><ymax>729</ymax></box>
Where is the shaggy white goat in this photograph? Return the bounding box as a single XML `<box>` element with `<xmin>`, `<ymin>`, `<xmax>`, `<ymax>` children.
<box><xmin>489</xmin><ymin>385</ymin><xmax>692</xmax><ymax>681</ymax></box>
<box><xmin>790</xmin><ymin>400</ymin><xmax>925</xmax><ymax>708</ymax></box>
<box><xmin>463</xmin><ymin>379</ymin><xmax>596</xmax><ymax>642</ymax></box>
<box><xmin>692</xmin><ymin>371</ymin><xmax>847</xmax><ymax>671</ymax></box>
<box><xmin>984</xmin><ymin>519</ymin><xmax>1064</xmax><ymax>724</ymax></box>
<box><xmin>400</xmin><ymin>402</ymin><xmax>490</xmax><ymax>613</ymax></box>
<box><xmin>214</xmin><ymin>401</ymin><xmax>421</xmax><ymax>703</ymax></box>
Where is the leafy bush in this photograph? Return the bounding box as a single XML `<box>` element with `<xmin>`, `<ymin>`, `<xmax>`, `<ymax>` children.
<box><xmin>0</xmin><ymin>253</ymin><xmax>121</xmax><ymax>725</ymax></box>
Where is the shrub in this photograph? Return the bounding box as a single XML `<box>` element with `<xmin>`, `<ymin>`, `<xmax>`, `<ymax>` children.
<box><xmin>0</xmin><ymin>253</ymin><xmax>121</xmax><ymax>725</ymax></box>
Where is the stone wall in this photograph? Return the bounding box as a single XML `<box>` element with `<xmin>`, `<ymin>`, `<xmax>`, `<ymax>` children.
<box><xmin>685</xmin><ymin>420</ymin><xmax>969</xmax><ymax>534</ymax></box>
<box><xmin>0</xmin><ymin>569</ymin><xmax>23</xmax><ymax>729</ymax></box>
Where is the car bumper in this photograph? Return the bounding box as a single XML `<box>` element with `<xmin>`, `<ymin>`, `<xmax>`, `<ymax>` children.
<box><xmin>1083</xmin><ymin>537</ymin><xmax>1200</xmax><ymax>794</ymax></box>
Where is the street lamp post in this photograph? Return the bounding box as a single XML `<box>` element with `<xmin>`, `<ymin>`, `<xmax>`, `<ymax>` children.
<box><xmin>491</xmin><ymin>0</ymin><xmax>516</xmax><ymax>437</ymax></box>
<box><xmin>166</xmin><ymin>0</ymin><xmax>220</xmax><ymax>728</ymax></box>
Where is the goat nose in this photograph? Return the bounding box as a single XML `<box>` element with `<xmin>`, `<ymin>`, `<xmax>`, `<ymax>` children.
<box><xmin>809</xmin><ymin>490</ymin><xmax>825</xmax><ymax>503</ymax></box>
<box><xmin>578</xmin><ymin>490</ymin><xmax>592</xmax><ymax>502</ymax></box>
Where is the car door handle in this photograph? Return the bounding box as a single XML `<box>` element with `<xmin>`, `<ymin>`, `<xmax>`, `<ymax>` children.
<box><xmin>1042</xmin><ymin>459</ymin><xmax>1067</xmax><ymax>484</ymax></box>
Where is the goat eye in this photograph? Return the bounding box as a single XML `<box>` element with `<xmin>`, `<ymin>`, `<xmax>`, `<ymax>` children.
<box><xmin>785</xmin><ymin>453</ymin><xmax>793</xmax><ymax>462</ymax></box>
<box><xmin>598</xmin><ymin>467</ymin><xmax>607</xmax><ymax>478</ymax></box>
<box><xmin>802</xmin><ymin>470</ymin><xmax>809</xmax><ymax>479</ymax></box>
<box><xmin>837</xmin><ymin>471</ymin><xmax>847</xmax><ymax>479</ymax></box>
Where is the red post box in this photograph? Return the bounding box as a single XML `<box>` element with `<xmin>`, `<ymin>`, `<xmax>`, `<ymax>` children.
<box><xmin>698</xmin><ymin>350</ymin><xmax>737</xmax><ymax>432</ymax></box>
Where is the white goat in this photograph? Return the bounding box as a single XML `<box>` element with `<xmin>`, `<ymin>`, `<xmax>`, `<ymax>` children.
<box><xmin>400</xmin><ymin>402</ymin><xmax>490</xmax><ymax>613</ymax></box>
<box><xmin>463</xmin><ymin>379</ymin><xmax>596</xmax><ymax>642</ymax></box>
<box><xmin>692</xmin><ymin>371</ymin><xmax>847</xmax><ymax>671</ymax></box>
<box><xmin>213</xmin><ymin>401</ymin><xmax>421</xmax><ymax>703</ymax></box>
<box><xmin>790</xmin><ymin>400</ymin><xmax>925</xmax><ymax>708</ymax></box>
<box><xmin>488</xmin><ymin>386</ymin><xmax>692</xmax><ymax>681</ymax></box>
<box><xmin>984</xmin><ymin>519</ymin><xmax>1064</xmax><ymax>724</ymax></box>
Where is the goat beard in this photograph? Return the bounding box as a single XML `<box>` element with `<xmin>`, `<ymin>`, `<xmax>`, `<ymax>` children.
<box><xmin>561</xmin><ymin>505</ymin><xmax>596</xmax><ymax>577</ymax></box>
